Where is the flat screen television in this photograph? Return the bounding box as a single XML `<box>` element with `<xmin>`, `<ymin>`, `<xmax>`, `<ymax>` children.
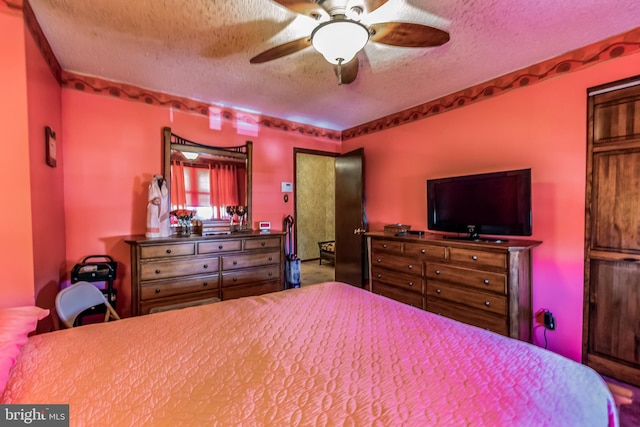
<box><xmin>426</xmin><ymin>168</ymin><xmax>532</xmax><ymax>240</ymax></box>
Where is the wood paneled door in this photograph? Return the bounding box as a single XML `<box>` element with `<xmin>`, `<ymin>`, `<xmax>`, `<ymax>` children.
<box><xmin>584</xmin><ymin>76</ymin><xmax>640</xmax><ymax>387</ymax></box>
<box><xmin>335</xmin><ymin>148</ymin><xmax>366</xmax><ymax>287</ymax></box>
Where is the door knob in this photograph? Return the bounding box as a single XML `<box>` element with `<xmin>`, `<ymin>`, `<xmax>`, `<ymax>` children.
<box><xmin>353</xmin><ymin>228</ymin><xmax>366</xmax><ymax>235</ymax></box>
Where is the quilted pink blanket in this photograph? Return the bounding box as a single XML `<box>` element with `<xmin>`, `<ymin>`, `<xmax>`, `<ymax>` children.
<box><xmin>2</xmin><ymin>282</ymin><xmax>616</xmax><ymax>426</ymax></box>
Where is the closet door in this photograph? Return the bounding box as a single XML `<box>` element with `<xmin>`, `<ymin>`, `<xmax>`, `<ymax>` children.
<box><xmin>584</xmin><ymin>78</ymin><xmax>640</xmax><ymax>386</ymax></box>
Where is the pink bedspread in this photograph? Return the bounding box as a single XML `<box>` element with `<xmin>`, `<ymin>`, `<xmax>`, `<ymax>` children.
<box><xmin>2</xmin><ymin>282</ymin><xmax>616</xmax><ymax>426</ymax></box>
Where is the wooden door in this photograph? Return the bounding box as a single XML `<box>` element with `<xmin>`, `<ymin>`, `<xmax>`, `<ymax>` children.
<box><xmin>335</xmin><ymin>148</ymin><xmax>366</xmax><ymax>287</ymax></box>
<box><xmin>584</xmin><ymin>78</ymin><xmax>640</xmax><ymax>386</ymax></box>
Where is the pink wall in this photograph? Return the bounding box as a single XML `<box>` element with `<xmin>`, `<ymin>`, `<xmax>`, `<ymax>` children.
<box><xmin>343</xmin><ymin>52</ymin><xmax>640</xmax><ymax>361</ymax></box>
<box><xmin>25</xmin><ymin>14</ymin><xmax>65</xmax><ymax>332</ymax></box>
<box><xmin>0</xmin><ymin>4</ymin><xmax>36</xmax><ymax>308</ymax></box>
<box><xmin>61</xmin><ymin>90</ymin><xmax>340</xmax><ymax>316</ymax></box>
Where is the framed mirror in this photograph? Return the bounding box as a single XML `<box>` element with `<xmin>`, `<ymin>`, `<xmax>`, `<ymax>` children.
<box><xmin>163</xmin><ymin>127</ymin><xmax>252</xmax><ymax>233</ymax></box>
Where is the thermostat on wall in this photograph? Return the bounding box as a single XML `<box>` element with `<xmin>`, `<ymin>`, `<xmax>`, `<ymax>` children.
<box><xmin>259</xmin><ymin>221</ymin><xmax>271</xmax><ymax>232</ymax></box>
<box><xmin>281</xmin><ymin>182</ymin><xmax>293</xmax><ymax>192</ymax></box>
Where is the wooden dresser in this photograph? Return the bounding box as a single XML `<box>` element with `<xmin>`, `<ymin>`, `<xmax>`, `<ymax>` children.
<box><xmin>367</xmin><ymin>232</ymin><xmax>541</xmax><ymax>341</ymax></box>
<box><xmin>125</xmin><ymin>231</ymin><xmax>285</xmax><ymax>316</ymax></box>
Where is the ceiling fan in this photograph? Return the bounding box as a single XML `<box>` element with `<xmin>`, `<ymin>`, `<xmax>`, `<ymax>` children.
<box><xmin>250</xmin><ymin>0</ymin><xmax>450</xmax><ymax>85</ymax></box>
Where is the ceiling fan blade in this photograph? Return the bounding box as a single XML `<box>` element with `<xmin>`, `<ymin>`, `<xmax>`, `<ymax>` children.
<box><xmin>249</xmin><ymin>37</ymin><xmax>312</xmax><ymax>64</ymax></box>
<box><xmin>271</xmin><ymin>0</ymin><xmax>329</xmax><ymax>19</ymax></box>
<box><xmin>360</xmin><ymin>0</ymin><xmax>389</xmax><ymax>13</ymax></box>
<box><xmin>333</xmin><ymin>57</ymin><xmax>359</xmax><ymax>85</ymax></box>
<box><xmin>369</xmin><ymin>22</ymin><xmax>449</xmax><ymax>47</ymax></box>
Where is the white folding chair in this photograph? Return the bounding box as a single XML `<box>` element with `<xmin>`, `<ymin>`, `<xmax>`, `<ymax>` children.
<box><xmin>55</xmin><ymin>281</ymin><xmax>120</xmax><ymax>328</ymax></box>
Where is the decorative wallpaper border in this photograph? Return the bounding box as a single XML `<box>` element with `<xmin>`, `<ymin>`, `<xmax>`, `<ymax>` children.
<box><xmin>19</xmin><ymin>1</ymin><xmax>640</xmax><ymax>143</ymax></box>
<box><xmin>59</xmin><ymin>72</ymin><xmax>342</xmax><ymax>141</ymax></box>
<box><xmin>60</xmin><ymin>72</ymin><xmax>342</xmax><ymax>141</ymax></box>
<box><xmin>341</xmin><ymin>27</ymin><xmax>640</xmax><ymax>140</ymax></box>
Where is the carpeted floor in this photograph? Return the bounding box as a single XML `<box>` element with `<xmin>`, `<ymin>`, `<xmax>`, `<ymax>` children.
<box><xmin>300</xmin><ymin>260</ymin><xmax>335</xmax><ymax>286</ymax></box>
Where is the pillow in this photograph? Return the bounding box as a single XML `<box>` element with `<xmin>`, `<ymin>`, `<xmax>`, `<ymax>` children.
<box><xmin>0</xmin><ymin>306</ymin><xmax>49</xmax><ymax>394</ymax></box>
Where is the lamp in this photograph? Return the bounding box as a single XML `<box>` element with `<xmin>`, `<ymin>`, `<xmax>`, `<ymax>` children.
<box><xmin>182</xmin><ymin>152</ymin><xmax>199</xmax><ymax>160</ymax></box>
<box><xmin>311</xmin><ymin>18</ymin><xmax>369</xmax><ymax>65</ymax></box>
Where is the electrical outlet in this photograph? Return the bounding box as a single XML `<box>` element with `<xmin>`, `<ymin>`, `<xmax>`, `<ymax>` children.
<box><xmin>544</xmin><ymin>310</ymin><xmax>556</xmax><ymax>330</ymax></box>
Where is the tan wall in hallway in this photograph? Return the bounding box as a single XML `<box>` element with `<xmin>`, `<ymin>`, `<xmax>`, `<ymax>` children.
<box><xmin>296</xmin><ymin>154</ymin><xmax>335</xmax><ymax>260</ymax></box>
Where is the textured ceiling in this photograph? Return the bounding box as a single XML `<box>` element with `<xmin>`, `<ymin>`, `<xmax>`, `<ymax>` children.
<box><xmin>28</xmin><ymin>0</ymin><xmax>640</xmax><ymax>131</ymax></box>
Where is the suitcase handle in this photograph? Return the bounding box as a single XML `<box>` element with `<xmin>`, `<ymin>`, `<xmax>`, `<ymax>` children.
<box><xmin>80</xmin><ymin>254</ymin><xmax>115</xmax><ymax>264</ymax></box>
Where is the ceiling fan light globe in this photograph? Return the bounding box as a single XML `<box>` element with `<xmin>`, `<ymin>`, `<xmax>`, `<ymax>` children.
<box><xmin>311</xmin><ymin>19</ymin><xmax>369</xmax><ymax>65</ymax></box>
<box><xmin>182</xmin><ymin>152</ymin><xmax>199</xmax><ymax>160</ymax></box>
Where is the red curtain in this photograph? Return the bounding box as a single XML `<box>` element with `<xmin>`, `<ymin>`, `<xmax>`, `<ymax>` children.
<box><xmin>210</xmin><ymin>164</ymin><xmax>240</xmax><ymax>216</ymax></box>
<box><xmin>170</xmin><ymin>160</ymin><xmax>187</xmax><ymax>209</ymax></box>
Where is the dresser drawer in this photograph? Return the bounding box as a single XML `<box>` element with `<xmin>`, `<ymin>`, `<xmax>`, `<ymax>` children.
<box><xmin>198</xmin><ymin>239</ymin><xmax>242</xmax><ymax>254</ymax></box>
<box><xmin>426</xmin><ymin>263</ymin><xmax>506</xmax><ymax>294</ymax></box>
<box><xmin>427</xmin><ymin>300</ymin><xmax>508</xmax><ymax>336</ymax></box>
<box><xmin>140</xmin><ymin>257</ymin><xmax>219</xmax><ymax>280</ymax></box>
<box><xmin>371</xmin><ymin>253</ymin><xmax>423</xmax><ymax>276</ymax></box>
<box><xmin>372</xmin><ymin>281</ymin><xmax>424</xmax><ymax>309</ymax></box>
<box><xmin>141</xmin><ymin>274</ymin><xmax>218</xmax><ymax>300</ymax></box>
<box><xmin>222</xmin><ymin>251</ymin><xmax>280</xmax><ymax>270</ymax></box>
<box><xmin>371</xmin><ymin>239</ymin><xmax>403</xmax><ymax>254</ymax></box>
<box><xmin>221</xmin><ymin>281</ymin><xmax>281</xmax><ymax>300</ymax></box>
<box><xmin>244</xmin><ymin>237</ymin><xmax>281</xmax><ymax>250</ymax></box>
<box><xmin>426</xmin><ymin>282</ymin><xmax>506</xmax><ymax>316</ymax></box>
<box><xmin>140</xmin><ymin>243</ymin><xmax>196</xmax><ymax>259</ymax></box>
<box><xmin>221</xmin><ymin>266</ymin><xmax>280</xmax><ymax>288</ymax></box>
<box><xmin>139</xmin><ymin>290</ymin><xmax>219</xmax><ymax>315</ymax></box>
<box><xmin>371</xmin><ymin>265</ymin><xmax>423</xmax><ymax>294</ymax></box>
<box><xmin>404</xmin><ymin>243</ymin><xmax>446</xmax><ymax>260</ymax></box>
<box><xmin>448</xmin><ymin>247</ymin><xmax>507</xmax><ymax>269</ymax></box>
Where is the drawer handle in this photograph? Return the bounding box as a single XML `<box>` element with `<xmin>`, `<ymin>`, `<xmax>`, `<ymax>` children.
<box><xmin>233</xmin><ymin>261</ymin><xmax>238</xmax><ymax>265</ymax></box>
<box><xmin>484</xmin><ymin>279</ymin><xmax>490</xmax><ymax>285</ymax></box>
<box><xmin>219</xmin><ymin>245</ymin><xmax>223</xmax><ymax>249</ymax></box>
<box><xmin>408</xmin><ymin>264</ymin><xmax>413</xmax><ymax>270</ymax></box>
<box><xmin>420</xmin><ymin>249</ymin><xmax>426</xmax><ymax>254</ymax></box>
<box><xmin>435</xmin><ymin>270</ymin><xmax>440</xmax><ymax>275</ymax></box>
<box><xmin>203</xmin><ymin>264</ymin><xmax>208</xmax><ymax>269</ymax></box>
<box><xmin>383</xmin><ymin>244</ymin><xmax>387</xmax><ymax>248</ymax></box>
<box><xmin>268</xmin><ymin>272</ymin><xmax>273</xmax><ymax>276</ymax></box>
<box><xmin>166</xmin><ymin>249</ymin><xmax>172</xmax><ymax>254</ymax></box>
<box><xmin>203</xmin><ymin>282</ymin><xmax>208</xmax><ymax>286</ymax></box>
<box><xmin>261</xmin><ymin>242</ymin><xmax>266</xmax><ymax>247</ymax></box>
<box><xmin>155</xmin><ymin>269</ymin><xmax>161</xmax><ymax>274</ymax></box>
<box><xmin>155</xmin><ymin>288</ymin><xmax>160</xmax><ymax>293</ymax></box>
<box><xmin>408</xmin><ymin>281</ymin><xmax>413</xmax><ymax>287</ymax></box>
<box><xmin>484</xmin><ymin>301</ymin><xmax>491</xmax><ymax>307</ymax></box>
<box><xmin>472</xmin><ymin>255</ymin><xmax>478</xmax><ymax>261</ymax></box>
<box><xmin>268</xmin><ymin>256</ymin><xmax>273</xmax><ymax>261</ymax></box>
<box><xmin>233</xmin><ymin>277</ymin><xmax>237</xmax><ymax>282</ymax></box>
<box><xmin>376</xmin><ymin>258</ymin><xmax>382</xmax><ymax>263</ymax></box>
<box><xmin>436</xmin><ymin>289</ymin><xmax>441</xmax><ymax>294</ymax></box>
<box><xmin>377</xmin><ymin>274</ymin><xmax>382</xmax><ymax>279</ymax></box>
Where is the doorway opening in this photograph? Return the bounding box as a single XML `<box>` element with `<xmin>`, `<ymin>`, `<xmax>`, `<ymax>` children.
<box><xmin>294</xmin><ymin>149</ymin><xmax>337</xmax><ymax>286</ymax></box>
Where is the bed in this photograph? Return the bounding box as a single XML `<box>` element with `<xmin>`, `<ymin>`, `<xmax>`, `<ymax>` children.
<box><xmin>1</xmin><ymin>282</ymin><xmax>617</xmax><ymax>426</ymax></box>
